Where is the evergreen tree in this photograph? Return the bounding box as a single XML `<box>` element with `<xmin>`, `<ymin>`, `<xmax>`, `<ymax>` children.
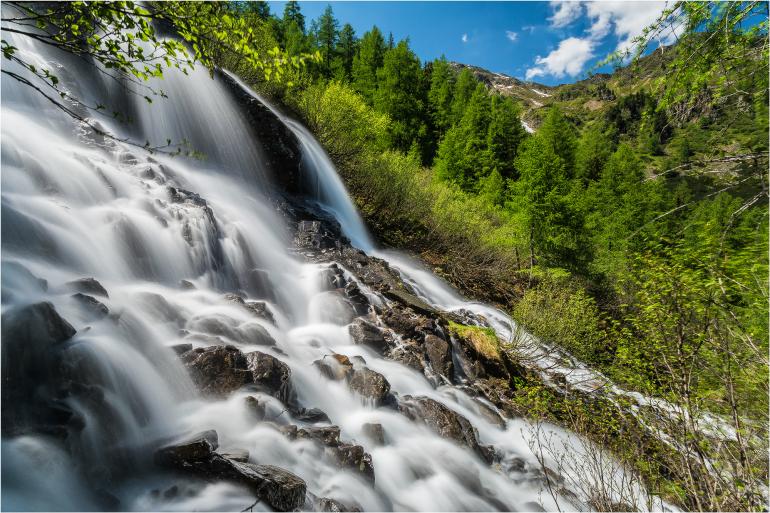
<box><xmin>316</xmin><ymin>5</ymin><xmax>339</xmax><ymax>78</ymax></box>
<box><xmin>451</xmin><ymin>69</ymin><xmax>476</xmax><ymax>124</ymax></box>
<box><xmin>427</xmin><ymin>56</ymin><xmax>455</xmax><ymax>140</ymax></box>
<box><xmin>487</xmin><ymin>95</ymin><xmax>526</xmax><ymax>178</ymax></box>
<box><xmin>282</xmin><ymin>1</ymin><xmax>305</xmax><ymax>33</ymax></box>
<box><xmin>351</xmin><ymin>26</ymin><xmax>386</xmax><ymax>103</ymax></box>
<box><xmin>335</xmin><ymin>23</ymin><xmax>357</xmax><ymax>80</ymax></box>
<box><xmin>575</xmin><ymin>124</ymin><xmax>614</xmax><ymax>182</ymax></box>
<box><xmin>537</xmin><ymin>107</ymin><xmax>577</xmax><ymax>177</ymax></box>
<box><xmin>374</xmin><ymin>40</ymin><xmax>427</xmax><ymax>154</ymax></box>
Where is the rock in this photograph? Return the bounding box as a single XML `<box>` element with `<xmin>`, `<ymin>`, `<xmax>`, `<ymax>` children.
<box><xmin>293</xmin><ymin>407</ymin><xmax>330</xmax><ymax>424</ymax></box>
<box><xmin>137</xmin><ymin>292</ymin><xmax>185</xmax><ymax>327</ymax></box>
<box><xmin>244</xmin><ymin>396</ymin><xmax>266</xmax><ymax>420</ymax></box>
<box><xmin>71</xmin><ymin>293</ymin><xmax>109</xmax><ymax>319</ymax></box>
<box><xmin>348</xmin><ymin>367</ymin><xmax>391</xmax><ymax>406</ymax></box>
<box><xmin>171</xmin><ymin>343</ymin><xmax>193</xmax><ymax>355</ymax></box>
<box><xmin>224</xmin><ymin>293</ymin><xmax>275</xmax><ymax>325</ymax></box>
<box><xmin>314</xmin><ymin>354</ymin><xmax>353</xmax><ymax>381</ymax></box>
<box><xmin>331</xmin><ymin>444</ymin><xmax>375</xmax><ymax>482</ymax></box>
<box><xmin>384</xmin><ymin>341</ymin><xmax>425</xmax><ymax>373</ymax></box>
<box><xmin>1</xmin><ymin>302</ymin><xmax>77</xmax><ymax>436</ymax></box>
<box><xmin>238</xmin><ymin>322</ymin><xmax>277</xmax><ymax>347</ymax></box>
<box><xmin>179</xmin><ymin>279</ymin><xmax>196</xmax><ymax>290</ymax></box>
<box><xmin>244</xmin><ymin>351</ymin><xmax>294</xmax><ymax>404</ymax></box>
<box><xmin>424</xmin><ymin>334</ymin><xmax>453</xmax><ymax>380</ymax></box>
<box><xmin>343</xmin><ymin>282</ymin><xmax>369</xmax><ymax>315</ymax></box>
<box><xmin>295</xmin><ymin>220</ymin><xmax>340</xmax><ymax>250</ymax></box>
<box><xmin>220</xmin><ymin>449</ymin><xmax>249</xmax><ymax>463</ymax></box>
<box><xmin>181</xmin><ymin>346</ymin><xmax>253</xmax><ymax>397</ymax></box>
<box><xmin>319</xmin><ymin>265</ymin><xmax>346</xmax><ymax>290</ymax></box>
<box><xmin>380</xmin><ymin>307</ymin><xmax>425</xmax><ymax>339</ymax></box>
<box><xmin>383</xmin><ymin>289</ymin><xmax>436</xmax><ymax>316</ymax></box>
<box><xmin>297</xmin><ymin>426</ymin><xmax>341</xmax><ymax>446</ymax></box>
<box><xmin>155</xmin><ymin>430</ymin><xmax>219</xmax><ymax>466</ymax></box>
<box><xmin>315</xmin><ymin>497</ymin><xmax>355</xmax><ymax>512</ymax></box>
<box><xmin>348</xmin><ymin>319</ymin><xmax>387</xmax><ymax>353</ymax></box>
<box><xmin>398</xmin><ymin>396</ymin><xmax>491</xmax><ymax>463</ymax></box>
<box><xmin>362</xmin><ymin>423</ymin><xmax>385</xmax><ymax>446</ymax></box>
<box><xmin>65</xmin><ymin>277</ymin><xmax>108</xmax><ymax>297</ymax></box>
<box><xmin>154</xmin><ymin>427</ymin><xmax>306</xmax><ymax>511</ymax></box>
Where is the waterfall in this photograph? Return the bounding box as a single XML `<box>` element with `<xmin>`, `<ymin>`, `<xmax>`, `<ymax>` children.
<box><xmin>1</xmin><ymin>31</ymin><xmax>666</xmax><ymax>513</ymax></box>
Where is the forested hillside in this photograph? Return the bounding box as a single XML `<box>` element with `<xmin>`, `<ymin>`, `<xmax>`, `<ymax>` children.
<box><xmin>217</xmin><ymin>2</ymin><xmax>769</xmax><ymax>509</ymax></box>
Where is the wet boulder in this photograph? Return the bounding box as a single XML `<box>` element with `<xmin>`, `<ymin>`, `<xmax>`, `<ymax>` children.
<box><xmin>348</xmin><ymin>318</ymin><xmax>387</xmax><ymax>353</ymax></box>
<box><xmin>313</xmin><ymin>354</ymin><xmax>353</xmax><ymax>381</ymax></box>
<box><xmin>398</xmin><ymin>395</ymin><xmax>492</xmax><ymax>463</ymax></box>
<box><xmin>384</xmin><ymin>341</ymin><xmax>425</xmax><ymax>373</ymax></box>
<box><xmin>72</xmin><ymin>293</ymin><xmax>109</xmax><ymax>319</ymax></box>
<box><xmin>297</xmin><ymin>426</ymin><xmax>341</xmax><ymax>446</ymax></box>
<box><xmin>224</xmin><ymin>293</ymin><xmax>275</xmax><ymax>325</ymax></box>
<box><xmin>180</xmin><ymin>346</ymin><xmax>252</xmax><ymax>397</ymax></box>
<box><xmin>293</xmin><ymin>407</ymin><xmax>331</xmax><ymax>424</ymax></box>
<box><xmin>348</xmin><ymin>367</ymin><xmax>391</xmax><ymax>406</ymax></box>
<box><xmin>154</xmin><ymin>429</ymin><xmax>306</xmax><ymax>511</ymax></box>
<box><xmin>383</xmin><ymin>289</ymin><xmax>436</xmax><ymax>316</ymax></box>
<box><xmin>424</xmin><ymin>334</ymin><xmax>453</xmax><ymax>380</ymax></box>
<box><xmin>362</xmin><ymin>423</ymin><xmax>385</xmax><ymax>446</ymax></box>
<box><xmin>332</xmin><ymin>444</ymin><xmax>375</xmax><ymax>482</ymax></box>
<box><xmin>1</xmin><ymin>302</ymin><xmax>77</xmax><ymax>436</ymax></box>
<box><xmin>319</xmin><ymin>264</ymin><xmax>346</xmax><ymax>290</ymax></box>
<box><xmin>343</xmin><ymin>281</ymin><xmax>369</xmax><ymax>315</ymax></box>
<box><xmin>245</xmin><ymin>351</ymin><xmax>295</xmax><ymax>404</ymax></box>
<box><xmin>220</xmin><ymin>449</ymin><xmax>250</xmax><ymax>463</ymax></box>
<box><xmin>170</xmin><ymin>343</ymin><xmax>192</xmax><ymax>355</ymax></box>
<box><xmin>65</xmin><ymin>277</ymin><xmax>108</xmax><ymax>297</ymax></box>
<box><xmin>295</xmin><ymin>220</ymin><xmax>340</xmax><ymax>250</ymax></box>
<box><xmin>244</xmin><ymin>396</ymin><xmax>266</xmax><ymax>421</ymax></box>
<box><xmin>154</xmin><ymin>430</ymin><xmax>219</xmax><ymax>466</ymax></box>
<box><xmin>315</xmin><ymin>497</ymin><xmax>359</xmax><ymax>512</ymax></box>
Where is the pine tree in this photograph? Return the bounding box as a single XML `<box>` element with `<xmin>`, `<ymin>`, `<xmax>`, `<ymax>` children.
<box><xmin>537</xmin><ymin>107</ymin><xmax>577</xmax><ymax>177</ymax></box>
<box><xmin>316</xmin><ymin>5</ymin><xmax>339</xmax><ymax>78</ymax></box>
<box><xmin>282</xmin><ymin>1</ymin><xmax>305</xmax><ymax>33</ymax></box>
<box><xmin>487</xmin><ymin>95</ymin><xmax>526</xmax><ymax>178</ymax></box>
<box><xmin>427</xmin><ymin>56</ymin><xmax>455</xmax><ymax>140</ymax></box>
<box><xmin>374</xmin><ymin>40</ymin><xmax>426</xmax><ymax>153</ymax></box>
<box><xmin>575</xmin><ymin>124</ymin><xmax>614</xmax><ymax>182</ymax></box>
<box><xmin>335</xmin><ymin>23</ymin><xmax>357</xmax><ymax>80</ymax></box>
<box><xmin>351</xmin><ymin>26</ymin><xmax>386</xmax><ymax>103</ymax></box>
<box><xmin>450</xmin><ymin>69</ymin><xmax>476</xmax><ymax>124</ymax></box>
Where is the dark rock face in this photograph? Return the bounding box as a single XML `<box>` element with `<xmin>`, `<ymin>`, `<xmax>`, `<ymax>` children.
<box><xmin>293</xmin><ymin>407</ymin><xmax>331</xmax><ymax>424</ymax></box>
<box><xmin>72</xmin><ymin>293</ymin><xmax>109</xmax><ymax>319</ymax></box>
<box><xmin>154</xmin><ymin>430</ymin><xmax>306</xmax><ymax>511</ymax></box>
<box><xmin>297</xmin><ymin>426</ymin><xmax>341</xmax><ymax>446</ymax></box>
<box><xmin>344</xmin><ymin>282</ymin><xmax>369</xmax><ymax>315</ymax></box>
<box><xmin>65</xmin><ymin>277</ymin><xmax>108</xmax><ymax>297</ymax></box>
<box><xmin>333</xmin><ymin>444</ymin><xmax>375</xmax><ymax>482</ymax></box>
<box><xmin>244</xmin><ymin>351</ymin><xmax>294</xmax><ymax>404</ymax></box>
<box><xmin>1</xmin><ymin>302</ymin><xmax>77</xmax><ymax>436</ymax></box>
<box><xmin>217</xmin><ymin>70</ymin><xmax>303</xmax><ymax>195</ymax></box>
<box><xmin>424</xmin><ymin>334</ymin><xmax>453</xmax><ymax>380</ymax></box>
<box><xmin>384</xmin><ymin>341</ymin><xmax>425</xmax><ymax>373</ymax></box>
<box><xmin>348</xmin><ymin>319</ymin><xmax>387</xmax><ymax>353</ymax></box>
<box><xmin>180</xmin><ymin>346</ymin><xmax>252</xmax><ymax>397</ymax></box>
<box><xmin>316</xmin><ymin>497</ymin><xmax>357</xmax><ymax>512</ymax></box>
<box><xmin>383</xmin><ymin>289</ymin><xmax>436</xmax><ymax>316</ymax></box>
<box><xmin>398</xmin><ymin>395</ymin><xmax>492</xmax><ymax>463</ymax></box>
<box><xmin>171</xmin><ymin>343</ymin><xmax>193</xmax><ymax>355</ymax></box>
<box><xmin>295</xmin><ymin>220</ymin><xmax>342</xmax><ymax>250</ymax></box>
<box><xmin>244</xmin><ymin>396</ymin><xmax>266</xmax><ymax>420</ymax></box>
<box><xmin>348</xmin><ymin>367</ymin><xmax>391</xmax><ymax>406</ymax></box>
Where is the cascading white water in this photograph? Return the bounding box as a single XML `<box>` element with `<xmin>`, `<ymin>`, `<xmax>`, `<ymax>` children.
<box><xmin>1</xmin><ymin>28</ymin><xmax>670</xmax><ymax>513</ymax></box>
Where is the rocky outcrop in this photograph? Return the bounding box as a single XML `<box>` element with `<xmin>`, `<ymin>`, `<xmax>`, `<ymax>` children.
<box><xmin>218</xmin><ymin>71</ymin><xmax>303</xmax><ymax>195</ymax></box>
<box><xmin>244</xmin><ymin>351</ymin><xmax>294</xmax><ymax>404</ymax></box>
<box><xmin>1</xmin><ymin>302</ymin><xmax>77</xmax><ymax>437</ymax></box>
<box><xmin>224</xmin><ymin>293</ymin><xmax>275</xmax><ymax>325</ymax></box>
<box><xmin>72</xmin><ymin>292</ymin><xmax>109</xmax><ymax>319</ymax></box>
<box><xmin>348</xmin><ymin>367</ymin><xmax>391</xmax><ymax>406</ymax></box>
<box><xmin>398</xmin><ymin>395</ymin><xmax>494</xmax><ymax>463</ymax></box>
<box><xmin>65</xmin><ymin>277</ymin><xmax>108</xmax><ymax>297</ymax></box>
<box><xmin>424</xmin><ymin>334</ymin><xmax>453</xmax><ymax>381</ymax></box>
<box><xmin>154</xmin><ymin>430</ymin><xmax>306</xmax><ymax>511</ymax></box>
<box><xmin>348</xmin><ymin>318</ymin><xmax>387</xmax><ymax>353</ymax></box>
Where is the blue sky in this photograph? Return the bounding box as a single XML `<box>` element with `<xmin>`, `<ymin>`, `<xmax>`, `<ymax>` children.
<box><xmin>268</xmin><ymin>1</ymin><xmax>676</xmax><ymax>86</ymax></box>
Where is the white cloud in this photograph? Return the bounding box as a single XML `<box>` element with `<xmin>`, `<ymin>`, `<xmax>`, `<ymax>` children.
<box><xmin>548</xmin><ymin>1</ymin><xmax>583</xmax><ymax>29</ymax></box>
<box><xmin>506</xmin><ymin>30</ymin><xmax>518</xmax><ymax>42</ymax></box>
<box><xmin>585</xmin><ymin>2</ymin><xmax>670</xmax><ymax>53</ymax></box>
<box><xmin>461</xmin><ymin>33</ymin><xmax>468</xmax><ymax>43</ymax></box>
<box><xmin>522</xmin><ymin>25</ymin><xmax>536</xmax><ymax>34</ymax></box>
<box><xmin>525</xmin><ymin>37</ymin><xmax>595</xmax><ymax>81</ymax></box>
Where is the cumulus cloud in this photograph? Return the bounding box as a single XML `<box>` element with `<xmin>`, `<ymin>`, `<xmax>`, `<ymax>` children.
<box><xmin>506</xmin><ymin>30</ymin><xmax>518</xmax><ymax>42</ymax></box>
<box><xmin>461</xmin><ymin>33</ymin><xmax>468</xmax><ymax>43</ymax></box>
<box><xmin>548</xmin><ymin>1</ymin><xmax>583</xmax><ymax>29</ymax></box>
<box><xmin>525</xmin><ymin>37</ymin><xmax>595</xmax><ymax>81</ymax></box>
<box><xmin>527</xmin><ymin>1</ymin><xmax>672</xmax><ymax>80</ymax></box>
<box><xmin>585</xmin><ymin>1</ymin><xmax>671</xmax><ymax>53</ymax></box>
